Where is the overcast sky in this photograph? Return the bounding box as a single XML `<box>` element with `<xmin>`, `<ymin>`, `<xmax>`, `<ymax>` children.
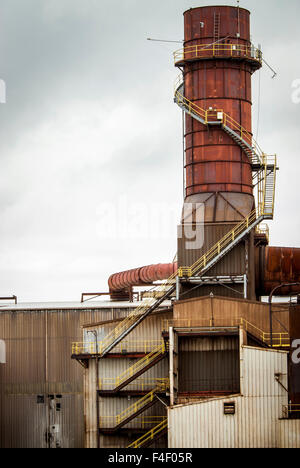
<box><xmin>0</xmin><ymin>0</ymin><xmax>299</xmax><ymax>303</ymax></box>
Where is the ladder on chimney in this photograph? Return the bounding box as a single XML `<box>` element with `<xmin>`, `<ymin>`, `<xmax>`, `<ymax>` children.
<box><xmin>214</xmin><ymin>12</ymin><xmax>221</xmax><ymax>46</ymax></box>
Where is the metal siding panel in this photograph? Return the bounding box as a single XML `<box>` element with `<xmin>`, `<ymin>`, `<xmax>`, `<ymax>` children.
<box><xmin>278</xmin><ymin>420</ymin><xmax>300</xmax><ymax>448</ymax></box>
<box><xmin>0</xmin><ymin>305</ymin><xmax>136</xmax><ymax>448</ymax></box>
<box><xmin>169</xmin><ymin>347</ymin><xmax>292</xmax><ymax>448</ymax></box>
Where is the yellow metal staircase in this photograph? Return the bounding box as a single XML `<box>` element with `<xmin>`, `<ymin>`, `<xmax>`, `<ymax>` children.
<box><xmin>127</xmin><ymin>417</ymin><xmax>168</xmax><ymax>448</ymax></box>
<box><xmin>97</xmin><ymin>281</ymin><xmax>176</xmax><ymax>357</ymax></box>
<box><xmin>100</xmin><ymin>380</ymin><xmax>169</xmax><ymax>432</ymax></box>
<box><xmin>99</xmin><ymin>341</ymin><xmax>168</xmax><ymax>393</ymax></box>
<box><xmin>178</xmin><ymin>154</ymin><xmax>276</xmax><ymax>277</ymax></box>
<box><xmin>174</xmin><ymin>76</ymin><xmax>264</xmax><ymax>169</ymax></box>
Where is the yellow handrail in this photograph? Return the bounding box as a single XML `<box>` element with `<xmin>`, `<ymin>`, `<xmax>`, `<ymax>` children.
<box><xmin>115</xmin><ymin>381</ymin><xmax>169</xmax><ymax>426</ymax></box>
<box><xmin>115</xmin><ymin>342</ymin><xmax>167</xmax><ymax>387</ymax></box>
<box><xmin>96</xmin><ymin>274</ymin><xmax>177</xmax><ymax>355</ymax></box>
<box><xmin>174</xmin><ymin>85</ymin><xmax>264</xmax><ymax>165</ymax></box>
<box><xmin>255</xmin><ymin>223</ymin><xmax>270</xmax><ymax>242</ymax></box>
<box><xmin>100</xmin><ymin>415</ymin><xmax>165</xmax><ymax>429</ymax></box>
<box><xmin>127</xmin><ymin>418</ymin><xmax>168</xmax><ymax>448</ymax></box>
<box><xmin>174</xmin><ymin>43</ymin><xmax>262</xmax><ymax>65</ymax></box>
<box><xmin>178</xmin><ymin>207</ymin><xmax>259</xmax><ymax>278</ymax></box>
<box><xmin>282</xmin><ymin>404</ymin><xmax>300</xmax><ymax>418</ymax></box>
<box><xmin>161</xmin><ymin>318</ymin><xmax>289</xmax><ymax>348</ymax></box>
<box><xmin>71</xmin><ymin>339</ymin><xmax>162</xmax><ymax>356</ymax></box>
<box><xmin>99</xmin><ymin>378</ymin><xmax>169</xmax><ymax>392</ymax></box>
<box><xmin>179</xmin><ymin>157</ymin><xmax>276</xmax><ymax>279</ymax></box>
<box><xmin>74</xmin><ymin>160</ymin><xmax>276</xmax><ymax>356</ymax></box>
<box><xmin>241</xmin><ymin>319</ymin><xmax>290</xmax><ymax>348</ymax></box>
<box><xmin>90</xmin><ymin>154</ymin><xmax>276</xmax><ymax>356</ymax></box>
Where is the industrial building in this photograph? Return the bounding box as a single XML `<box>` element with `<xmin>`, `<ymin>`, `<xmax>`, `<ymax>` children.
<box><xmin>1</xmin><ymin>4</ymin><xmax>300</xmax><ymax>449</ymax></box>
<box><xmin>69</xmin><ymin>5</ymin><xmax>300</xmax><ymax>449</ymax></box>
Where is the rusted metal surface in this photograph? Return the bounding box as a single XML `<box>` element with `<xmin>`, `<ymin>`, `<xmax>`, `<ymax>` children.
<box><xmin>180</xmin><ymin>6</ymin><xmax>257</xmax><ymax>213</ymax></box>
<box><xmin>108</xmin><ymin>263</ymin><xmax>177</xmax><ymax>293</ymax></box>
<box><xmin>256</xmin><ymin>247</ymin><xmax>300</xmax><ymax>296</ymax></box>
<box><xmin>183</xmin><ymin>6</ymin><xmax>252</xmax><ymax>48</ymax></box>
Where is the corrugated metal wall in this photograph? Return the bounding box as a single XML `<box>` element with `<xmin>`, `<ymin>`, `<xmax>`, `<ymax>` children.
<box><xmin>168</xmin><ymin>346</ymin><xmax>298</xmax><ymax>448</ymax></box>
<box><xmin>178</xmin><ymin>336</ymin><xmax>240</xmax><ymax>393</ymax></box>
<box><xmin>278</xmin><ymin>420</ymin><xmax>300</xmax><ymax>448</ymax></box>
<box><xmin>0</xmin><ymin>304</ymin><xmax>137</xmax><ymax>448</ymax></box>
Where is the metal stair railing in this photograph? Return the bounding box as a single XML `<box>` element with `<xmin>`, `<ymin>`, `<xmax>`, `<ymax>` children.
<box><xmin>178</xmin><ymin>158</ymin><xmax>277</xmax><ymax>278</ymax></box>
<box><xmin>97</xmin><ymin>276</ymin><xmax>176</xmax><ymax>357</ymax></box>
<box><xmin>240</xmin><ymin>319</ymin><xmax>290</xmax><ymax>348</ymax></box>
<box><xmin>127</xmin><ymin>417</ymin><xmax>168</xmax><ymax>449</ymax></box>
<box><xmin>97</xmin><ymin>158</ymin><xmax>276</xmax><ymax>353</ymax></box>
<box><xmin>99</xmin><ymin>342</ymin><xmax>168</xmax><ymax>391</ymax></box>
<box><xmin>174</xmin><ymin>83</ymin><xmax>264</xmax><ymax>168</ymax></box>
<box><xmin>174</xmin><ymin>43</ymin><xmax>263</xmax><ymax>66</ymax></box>
<box><xmin>257</xmin><ymin>155</ymin><xmax>277</xmax><ymax>218</ymax></box>
<box><xmin>114</xmin><ymin>381</ymin><xmax>169</xmax><ymax>428</ymax></box>
<box><xmin>97</xmin><ymin>150</ymin><xmax>276</xmax><ymax>355</ymax></box>
<box><xmin>178</xmin><ymin>206</ymin><xmax>261</xmax><ymax>278</ymax></box>
<box><xmin>99</xmin><ymin>378</ymin><xmax>169</xmax><ymax>392</ymax></box>
<box><xmin>114</xmin><ymin>342</ymin><xmax>168</xmax><ymax>389</ymax></box>
<box><xmin>72</xmin><ymin>339</ymin><xmax>162</xmax><ymax>356</ymax></box>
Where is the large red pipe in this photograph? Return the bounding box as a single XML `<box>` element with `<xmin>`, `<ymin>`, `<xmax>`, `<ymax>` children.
<box><xmin>108</xmin><ymin>263</ymin><xmax>178</xmax><ymax>292</ymax></box>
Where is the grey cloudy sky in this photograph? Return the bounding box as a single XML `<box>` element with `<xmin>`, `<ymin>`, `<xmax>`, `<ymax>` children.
<box><xmin>0</xmin><ymin>0</ymin><xmax>299</xmax><ymax>302</ymax></box>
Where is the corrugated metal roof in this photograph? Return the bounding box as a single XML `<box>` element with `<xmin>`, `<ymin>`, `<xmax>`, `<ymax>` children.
<box><xmin>0</xmin><ymin>300</ymin><xmax>171</xmax><ymax>311</ymax></box>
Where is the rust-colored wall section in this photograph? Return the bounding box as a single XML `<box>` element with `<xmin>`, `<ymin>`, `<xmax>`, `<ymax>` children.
<box><xmin>256</xmin><ymin>246</ymin><xmax>300</xmax><ymax>295</ymax></box>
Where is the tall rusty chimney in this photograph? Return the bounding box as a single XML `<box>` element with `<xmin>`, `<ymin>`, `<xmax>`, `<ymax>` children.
<box><xmin>176</xmin><ymin>6</ymin><xmax>262</xmax><ymax>300</ymax></box>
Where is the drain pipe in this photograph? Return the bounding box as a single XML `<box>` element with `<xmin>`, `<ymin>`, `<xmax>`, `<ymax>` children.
<box><xmin>268</xmin><ymin>282</ymin><xmax>300</xmax><ymax>347</ymax></box>
<box><xmin>87</xmin><ymin>330</ymin><xmax>100</xmax><ymax>449</ymax></box>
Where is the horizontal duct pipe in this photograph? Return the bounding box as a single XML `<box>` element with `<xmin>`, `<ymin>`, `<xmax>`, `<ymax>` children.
<box><xmin>108</xmin><ymin>246</ymin><xmax>300</xmax><ymax>300</ymax></box>
<box><xmin>108</xmin><ymin>263</ymin><xmax>177</xmax><ymax>298</ymax></box>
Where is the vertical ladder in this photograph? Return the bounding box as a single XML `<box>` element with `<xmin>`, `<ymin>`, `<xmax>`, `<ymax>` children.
<box><xmin>257</xmin><ymin>157</ymin><xmax>277</xmax><ymax>219</ymax></box>
<box><xmin>214</xmin><ymin>12</ymin><xmax>221</xmax><ymax>54</ymax></box>
<box><xmin>263</xmin><ymin>164</ymin><xmax>276</xmax><ymax>217</ymax></box>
